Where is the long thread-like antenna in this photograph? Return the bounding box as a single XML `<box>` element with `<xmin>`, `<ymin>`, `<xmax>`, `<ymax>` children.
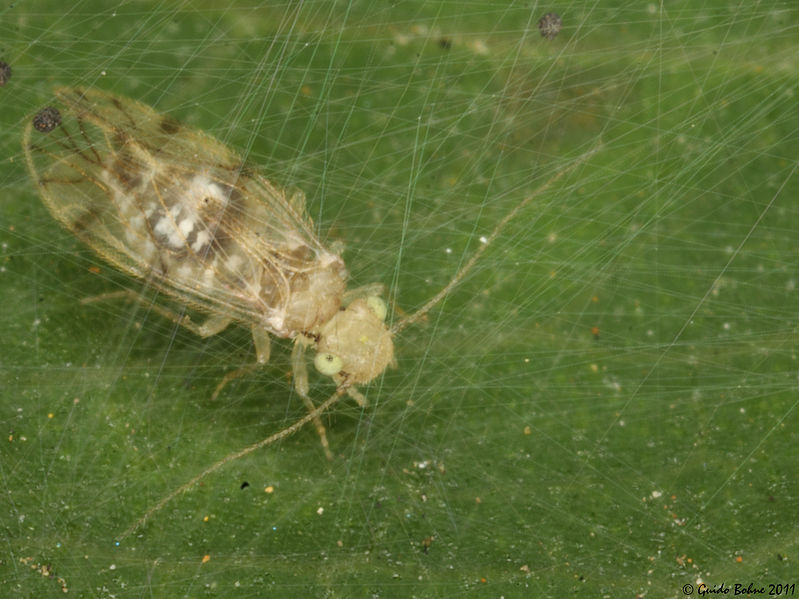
<box><xmin>118</xmin><ymin>385</ymin><xmax>349</xmax><ymax>541</ymax></box>
<box><xmin>119</xmin><ymin>143</ymin><xmax>601</xmax><ymax>540</ymax></box>
<box><xmin>390</xmin><ymin>143</ymin><xmax>602</xmax><ymax>335</ymax></box>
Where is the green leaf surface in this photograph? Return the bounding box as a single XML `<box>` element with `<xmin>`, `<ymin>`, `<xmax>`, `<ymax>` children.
<box><xmin>2</xmin><ymin>1</ymin><xmax>797</xmax><ymax>596</ymax></box>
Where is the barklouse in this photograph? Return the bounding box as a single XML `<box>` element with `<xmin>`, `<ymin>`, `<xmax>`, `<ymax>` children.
<box><xmin>23</xmin><ymin>87</ymin><xmax>598</xmax><ymax>535</ymax></box>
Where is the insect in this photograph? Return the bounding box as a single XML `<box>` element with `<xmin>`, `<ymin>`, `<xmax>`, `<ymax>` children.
<box><xmin>23</xmin><ymin>87</ymin><xmax>597</xmax><ymax>535</ymax></box>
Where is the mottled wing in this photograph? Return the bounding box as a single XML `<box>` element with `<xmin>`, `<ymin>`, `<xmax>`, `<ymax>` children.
<box><xmin>23</xmin><ymin>86</ymin><xmax>345</xmax><ymax>336</ymax></box>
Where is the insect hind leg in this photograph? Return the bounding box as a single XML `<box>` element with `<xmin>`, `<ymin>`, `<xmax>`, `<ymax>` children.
<box><xmin>210</xmin><ymin>364</ymin><xmax>259</xmax><ymax>401</ymax></box>
<box><xmin>80</xmin><ymin>289</ymin><xmax>232</xmax><ymax>337</ymax></box>
<box><xmin>210</xmin><ymin>327</ymin><xmax>271</xmax><ymax>400</ymax></box>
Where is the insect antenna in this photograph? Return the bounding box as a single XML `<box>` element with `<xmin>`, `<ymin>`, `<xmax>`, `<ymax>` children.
<box><xmin>118</xmin><ymin>383</ymin><xmax>351</xmax><ymax>541</ymax></box>
<box><xmin>119</xmin><ymin>142</ymin><xmax>601</xmax><ymax>541</ymax></box>
<box><xmin>390</xmin><ymin>142</ymin><xmax>602</xmax><ymax>336</ymax></box>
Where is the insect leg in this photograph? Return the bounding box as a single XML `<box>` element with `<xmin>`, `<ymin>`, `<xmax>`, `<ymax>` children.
<box><xmin>210</xmin><ymin>364</ymin><xmax>259</xmax><ymax>401</ymax></box>
<box><xmin>80</xmin><ymin>289</ymin><xmax>232</xmax><ymax>337</ymax></box>
<box><xmin>291</xmin><ymin>338</ymin><xmax>334</xmax><ymax>460</ymax></box>
<box><xmin>79</xmin><ymin>290</ymin><xmax>271</xmax><ymax>403</ymax></box>
<box><xmin>346</xmin><ymin>386</ymin><xmax>367</xmax><ymax>406</ymax></box>
<box><xmin>210</xmin><ymin>327</ymin><xmax>271</xmax><ymax>401</ymax></box>
<box><xmin>251</xmin><ymin>327</ymin><xmax>271</xmax><ymax>363</ymax></box>
<box><xmin>120</xmin><ymin>384</ymin><xmax>350</xmax><ymax>540</ymax></box>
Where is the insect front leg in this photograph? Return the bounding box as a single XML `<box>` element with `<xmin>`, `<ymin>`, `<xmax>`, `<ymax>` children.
<box><xmin>291</xmin><ymin>337</ymin><xmax>334</xmax><ymax>460</ymax></box>
<box><xmin>346</xmin><ymin>386</ymin><xmax>367</xmax><ymax>407</ymax></box>
<box><xmin>251</xmin><ymin>327</ymin><xmax>271</xmax><ymax>363</ymax></box>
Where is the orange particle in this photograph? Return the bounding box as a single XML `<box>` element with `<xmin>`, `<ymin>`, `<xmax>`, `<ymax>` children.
<box><xmin>480</xmin><ymin>577</ymin><xmax>487</xmax><ymax>583</ymax></box>
<box><xmin>736</xmin><ymin>555</ymin><xmax>743</xmax><ymax>563</ymax></box>
<box><xmin>523</xmin><ymin>425</ymin><xmax>531</xmax><ymax>435</ymax></box>
<box><xmin>591</xmin><ymin>326</ymin><xmax>600</xmax><ymax>337</ymax></box>
<box><xmin>591</xmin><ymin>295</ymin><xmax>599</xmax><ymax>303</ymax></box>
<box><xmin>422</xmin><ymin>536</ymin><xmax>434</xmax><ymax>553</ymax></box>
<box><xmin>301</xmin><ymin>85</ymin><xmax>312</xmax><ymax>96</ymax></box>
<box><xmin>202</xmin><ymin>554</ymin><xmax>210</xmax><ymax>564</ymax></box>
<box><xmin>88</xmin><ymin>265</ymin><xmax>101</xmax><ymax>274</ymax></box>
<box><xmin>265</xmin><ymin>486</ymin><xmax>274</xmax><ymax>494</ymax></box>
<box><xmin>203</xmin><ymin>515</ymin><xmax>209</xmax><ymax>522</ymax></box>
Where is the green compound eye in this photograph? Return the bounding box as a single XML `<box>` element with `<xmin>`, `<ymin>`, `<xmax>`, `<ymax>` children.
<box><xmin>314</xmin><ymin>351</ymin><xmax>343</xmax><ymax>375</ymax></box>
<box><xmin>366</xmin><ymin>295</ymin><xmax>387</xmax><ymax>321</ymax></box>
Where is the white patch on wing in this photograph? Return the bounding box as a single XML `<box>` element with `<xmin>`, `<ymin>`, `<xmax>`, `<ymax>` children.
<box><xmin>153</xmin><ymin>216</ymin><xmax>184</xmax><ymax>248</ymax></box>
<box><xmin>141</xmin><ymin>240</ymin><xmax>157</xmax><ymax>258</ymax></box>
<box><xmin>178</xmin><ymin>217</ymin><xmax>195</xmax><ymax>237</ymax></box>
<box><xmin>129</xmin><ymin>214</ymin><xmax>145</xmax><ymax>230</ymax></box>
<box><xmin>226</xmin><ymin>253</ymin><xmax>243</xmax><ymax>272</ymax></box>
<box><xmin>177</xmin><ymin>263</ymin><xmax>195</xmax><ymax>280</ymax></box>
<box><xmin>202</xmin><ymin>266</ymin><xmax>216</xmax><ymax>286</ymax></box>
<box><xmin>192</xmin><ymin>229</ymin><xmax>210</xmax><ymax>252</ymax></box>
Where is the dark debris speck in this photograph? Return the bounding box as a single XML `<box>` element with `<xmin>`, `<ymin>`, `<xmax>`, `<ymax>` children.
<box><xmin>33</xmin><ymin>106</ymin><xmax>61</xmax><ymax>133</ymax></box>
<box><xmin>0</xmin><ymin>61</ymin><xmax>11</xmax><ymax>86</ymax></box>
<box><xmin>538</xmin><ymin>12</ymin><xmax>562</xmax><ymax>40</ymax></box>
